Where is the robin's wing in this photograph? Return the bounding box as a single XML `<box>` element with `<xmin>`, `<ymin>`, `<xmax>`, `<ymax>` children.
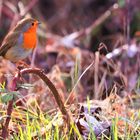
<box><xmin>0</xmin><ymin>31</ymin><xmax>20</xmax><ymax>56</ymax></box>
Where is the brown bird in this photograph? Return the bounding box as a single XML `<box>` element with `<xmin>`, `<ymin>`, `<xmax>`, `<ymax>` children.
<box><xmin>0</xmin><ymin>17</ymin><xmax>40</xmax><ymax>62</ymax></box>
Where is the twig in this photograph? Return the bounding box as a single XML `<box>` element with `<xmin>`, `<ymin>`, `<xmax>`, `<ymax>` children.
<box><xmin>23</xmin><ymin>0</ymin><xmax>39</xmax><ymax>16</ymax></box>
<box><xmin>126</xmin><ymin>0</ymin><xmax>130</xmax><ymax>45</ymax></box>
<box><xmin>2</xmin><ymin>5</ymin><xmax>14</xmax><ymax>19</ymax></box>
<box><xmin>30</xmin><ymin>43</ymin><xmax>37</xmax><ymax>68</ymax></box>
<box><xmin>2</xmin><ymin>0</ymin><xmax>39</xmax><ymax>30</ymax></box>
<box><xmin>9</xmin><ymin>14</ymin><xmax>20</xmax><ymax>30</ymax></box>
<box><xmin>1</xmin><ymin>74</ymin><xmax>19</xmax><ymax>139</ymax></box>
<box><xmin>1</xmin><ymin>100</ymin><xmax>13</xmax><ymax>139</ymax></box>
<box><xmin>45</xmin><ymin>3</ymin><xmax>119</xmax><ymax>49</ymax></box>
<box><xmin>0</xmin><ymin>0</ymin><xmax>3</xmax><ymax>26</ymax></box>
<box><xmin>94</xmin><ymin>52</ymin><xmax>99</xmax><ymax>99</ymax></box>
<box><xmin>71</xmin><ymin>3</ymin><xmax>119</xmax><ymax>40</ymax></box>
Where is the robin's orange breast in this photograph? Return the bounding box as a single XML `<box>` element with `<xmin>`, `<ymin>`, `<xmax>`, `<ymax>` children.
<box><xmin>23</xmin><ymin>32</ymin><xmax>37</xmax><ymax>49</ymax></box>
<box><xmin>4</xmin><ymin>32</ymin><xmax>37</xmax><ymax>62</ymax></box>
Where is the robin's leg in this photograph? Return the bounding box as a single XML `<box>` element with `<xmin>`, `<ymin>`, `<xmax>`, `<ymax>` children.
<box><xmin>16</xmin><ymin>60</ymin><xmax>30</xmax><ymax>70</ymax></box>
<box><xmin>15</xmin><ymin>61</ymin><xmax>28</xmax><ymax>90</ymax></box>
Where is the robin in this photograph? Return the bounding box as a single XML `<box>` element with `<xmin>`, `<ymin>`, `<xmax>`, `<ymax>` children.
<box><xmin>0</xmin><ymin>17</ymin><xmax>40</xmax><ymax>63</ymax></box>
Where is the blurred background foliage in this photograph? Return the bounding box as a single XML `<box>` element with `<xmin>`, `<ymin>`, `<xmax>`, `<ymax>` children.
<box><xmin>0</xmin><ymin>0</ymin><xmax>140</xmax><ymax>51</ymax></box>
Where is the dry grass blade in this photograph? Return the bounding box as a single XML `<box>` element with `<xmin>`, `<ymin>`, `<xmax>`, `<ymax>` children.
<box><xmin>65</xmin><ymin>59</ymin><xmax>94</xmax><ymax>105</ymax></box>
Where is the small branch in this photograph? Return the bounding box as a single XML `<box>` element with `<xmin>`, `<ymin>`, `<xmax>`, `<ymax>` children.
<box><xmin>94</xmin><ymin>52</ymin><xmax>99</xmax><ymax>99</ymax></box>
<box><xmin>69</xmin><ymin>3</ymin><xmax>119</xmax><ymax>40</ymax></box>
<box><xmin>1</xmin><ymin>75</ymin><xmax>19</xmax><ymax>139</ymax></box>
<box><xmin>2</xmin><ymin>0</ymin><xmax>39</xmax><ymax>30</ymax></box>
<box><xmin>126</xmin><ymin>0</ymin><xmax>130</xmax><ymax>45</ymax></box>
<box><xmin>45</xmin><ymin>3</ymin><xmax>119</xmax><ymax>49</ymax></box>
<box><xmin>23</xmin><ymin>0</ymin><xmax>39</xmax><ymax>16</ymax></box>
<box><xmin>0</xmin><ymin>0</ymin><xmax>3</xmax><ymax>26</ymax></box>
<box><xmin>1</xmin><ymin>100</ymin><xmax>14</xmax><ymax>139</ymax></box>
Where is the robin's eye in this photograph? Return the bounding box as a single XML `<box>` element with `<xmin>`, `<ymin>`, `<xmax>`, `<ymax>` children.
<box><xmin>32</xmin><ymin>23</ymin><xmax>34</xmax><ymax>26</ymax></box>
